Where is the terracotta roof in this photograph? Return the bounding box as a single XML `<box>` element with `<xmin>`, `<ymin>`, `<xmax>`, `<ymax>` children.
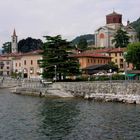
<box><xmin>84</xmin><ymin>48</ymin><xmax>126</xmax><ymax>54</ymax></box>
<box><xmin>0</xmin><ymin>50</ymin><xmax>43</xmax><ymax>57</ymax></box>
<box><xmin>108</xmin><ymin>48</ymin><xmax>126</xmax><ymax>53</ymax></box>
<box><xmin>106</xmin><ymin>11</ymin><xmax>122</xmax><ymax>16</ymax></box>
<box><xmin>0</xmin><ymin>56</ymin><xmax>11</xmax><ymax>61</ymax></box>
<box><xmin>73</xmin><ymin>53</ymin><xmax>111</xmax><ymax>58</ymax></box>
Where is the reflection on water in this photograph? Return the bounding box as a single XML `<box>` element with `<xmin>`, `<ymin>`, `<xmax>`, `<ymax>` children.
<box><xmin>39</xmin><ymin>98</ymin><xmax>80</xmax><ymax>139</ymax></box>
<box><xmin>0</xmin><ymin>89</ymin><xmax>140</xmax><ymax>140</ymax></box>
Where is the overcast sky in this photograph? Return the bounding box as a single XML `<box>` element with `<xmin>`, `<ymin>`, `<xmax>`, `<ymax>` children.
<box><xmin>0</xmin><ymin>0</ymin><xmax>139</xmax><ymax>47</ymax></box>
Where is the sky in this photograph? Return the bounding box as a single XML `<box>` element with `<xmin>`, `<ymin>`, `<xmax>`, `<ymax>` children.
<box><xmin>0</xmin><ymin>0</ymin><xmax>139</xmax><ymax>47</ymax></box>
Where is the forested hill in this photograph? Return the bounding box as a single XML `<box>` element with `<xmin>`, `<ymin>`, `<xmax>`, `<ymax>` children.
<box><xmin>131</xmin><ymin>17</ymin><xmax>140</xmax><ymax>32</ymax></box>
<box><xmin>131</xmin><ymin>17</ymin><xmax>140</xmax><ymax>40</ymax></box>
<box><xmin>72</xmin><ymin>34</ymin><xmax>95</xmax><ymax>45</ymax></box>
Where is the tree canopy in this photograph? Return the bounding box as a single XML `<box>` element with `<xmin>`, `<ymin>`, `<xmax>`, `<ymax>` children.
<box><xmin>77</xmin><ymin>38</ymin><xmax>88</xmax><ymax>51</ymax></box>
<box><xmin>39</xmin><ymin>35</ymin><xmax>80</xmax><ymax>80</ymax></box>
<box><xmin>112</xmin><ymin>28</ymin><xmax>130</xmax><ymax>48</ymax></box>
<box><xmin>18</xmin><ymin>37</ymin><xmax>43</xmax><ymax>53</ymax></box>
<box><xmin>2</xmin><ymin>42</ymin><xmax>11</xmax><ymax>54</ymax></box>
<box><xmin>126</xmin><ymin>42</ymin><xmax>140</xmax><ymax>70</ymax></box>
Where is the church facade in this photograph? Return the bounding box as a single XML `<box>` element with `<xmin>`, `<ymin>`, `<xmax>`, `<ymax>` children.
<box><xmin>95</xmin><ymin>11</ymin><xmax>138</xmax><ymax>48</ymax></box>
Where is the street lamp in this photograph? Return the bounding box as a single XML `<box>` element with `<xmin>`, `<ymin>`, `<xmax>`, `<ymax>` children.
<box><xmin>109</xmin><ymin>69</ymin><xmax>112</xmax><ymax>93</ymax></box>
<box><xmin>54</xmin><ymin>65</ymin><xmax>57</xmax><ymax>82</ymax></box>
<box><xmin>109</xmin><ymin>69</ymin><xmax>112</xmax><ymax>84</ymax></box>
<box><xmin>123</xmin><ymin>52</ymin><xmax>127</xmax><ymax>84</ymax></box>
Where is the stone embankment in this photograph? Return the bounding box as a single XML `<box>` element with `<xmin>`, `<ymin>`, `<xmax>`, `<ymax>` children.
<box><xmin>1</xmin><ymin>77</ymin><xmax>140</xmax><ymax>104</ymax></box>
<box><xmin>49</xmin><ymin>82</ymin><xmax>140</xmax><ymax>104</ymax></box>
<box><xmin>15</xmin><ymin>80</ymin><xmax>140</xmax><ymax>104</ymax></box>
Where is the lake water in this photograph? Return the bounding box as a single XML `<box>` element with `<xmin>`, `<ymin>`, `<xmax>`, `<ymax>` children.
<box><xmin>0</xmin><ymin>89</ymin><xmax>140</xmax><ymax>140</ymax></box>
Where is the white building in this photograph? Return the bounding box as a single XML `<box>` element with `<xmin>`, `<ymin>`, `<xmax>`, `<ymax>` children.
<box><xmin>95</xmin><ymin>11</ymin><xmax>138</xmax><ymax>48</ymax></box>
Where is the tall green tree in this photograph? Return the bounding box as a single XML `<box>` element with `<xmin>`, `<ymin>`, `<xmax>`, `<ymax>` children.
<box><xmin>18</xmin><ymin>37</ymin><xmax>43</xmax><ymax>53</ymax></box>
<box><xmin>126</xmin><ymin>42</ymin><xmax>140</xmax><ymax>69</ymax></box>
<box><xmin>2</xmin><ymin>42</ymin><xmax>11</xmax><ymax>54</ymax></box>
<box><xmin>39</xmin><ymin>35</ymin><xmax>80</xmax><ymax>80</ymax></box>
<box><xmin>112</xmin><ymin>28</ymin><xmax>130</xmax><ymax>48</ymax></box>
<box><xmin>77</xmin><ymin>38</ymin><xmax>88</xmax><ymax>51</ymax></box>
<box><xmin>137</xmin><ymin>30</ymin><xmax>140</xmax><ymax>41</ymax></box>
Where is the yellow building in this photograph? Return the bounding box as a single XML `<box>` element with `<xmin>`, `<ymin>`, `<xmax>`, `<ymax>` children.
<box><xmin>0</xmin><ymin>50</ymin><xmax>43</xmax><ymax>78</ymax></box>
<box><xmin>86</xmin><ymin>48</ymin><xmax>133</xmax><ymax>71</ymax></box>
<box><xmin>0</xmin><ymin>56</ymin><xmax>13</xmax><ymax>76</ymax></box>
<box><xmin>12</xmin><ymin>50</ymin><xmax>43</xmax><ymax>78</ymax></box>
<box><xmin>74</xmin><ymin>53</ymin><xmax>111</xmax><ymax>69</ymax></box>
<box><xmin>108</xmin><ymin>48</ymin><xmax>125</xmax><ymax>70</ymax></box>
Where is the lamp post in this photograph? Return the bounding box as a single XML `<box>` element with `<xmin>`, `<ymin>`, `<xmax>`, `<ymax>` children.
<box><xmin>109</xmin><ymin>69</ymin><xmax>112</xmax><ymax>84</ymax></box>
<box><xmin>123</xmin><ymin>52</ymin><xmax>127</xmax><ymax>85</ymax></box>
<box><xmin>109</xmin><ymin>69</ymin><xmax>112</xmax><ymax>93</ymax></box>
<box><xmin>54</xmin><ymin>65</ymin><xmax>57</xmax><ymax>82</ymax></box>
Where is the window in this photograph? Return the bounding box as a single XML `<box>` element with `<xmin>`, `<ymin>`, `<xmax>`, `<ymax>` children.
<box><xmin>7</xmin><ymin>66</ymin><xmax>9</xmax><ymax>69</ymax></box>
<box><xmin>24</xmin><ymin>60</ymin><xmax>26</xmax><ymax>65</ymax></box>
<box><xmin>19</xmin><ymin>63</ymin><xmax>21</xmax><ymax>67</ymax></box>
<box><xmin>115</xmin><ymin>59</ymin><xmax>117</xmax><ymax>63</ymax></box>
<box><xmin>120</xmin><ymin>59</ymin><xmax>123</xmax><ymax>63</ymax></box>
<box><xmin>115</xmin><ymin>53</ymin><xmax>117</xmax><ymax>57</ymax></box>
<box><xmin>30</xmin><ymin>67</ymin><xmax>34</xmax><ymax>74</ymax></box>
<box><xmin>120</xmin><ymin>53</ymin><xmax>122</xmax><ymax>56</ymax></box>
<box><xmin>31</xmin><ymin>60</ymin><xmax>33</xmax><ymax>65</ymax></box>
<box><xmin>16</xmin><ymin>63</ymin><xmax>17</xmax><ymax>67</ymax></box>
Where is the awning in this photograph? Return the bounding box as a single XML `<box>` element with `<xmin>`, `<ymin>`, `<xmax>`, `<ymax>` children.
<box><xmin>127</xmin><ymin>74</ymin><xmax>136</xmax><ymax>77</ymax></box>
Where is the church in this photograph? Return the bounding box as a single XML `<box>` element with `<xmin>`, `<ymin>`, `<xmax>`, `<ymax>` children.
<box><xmin>95</xmin><ymin>11</ymin><xmax>138</xmax><ymax>48</ymax></box>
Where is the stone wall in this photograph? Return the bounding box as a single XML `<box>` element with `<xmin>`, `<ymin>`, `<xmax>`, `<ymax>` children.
<box><xmin>1</xmin><ymin>78</ymin><xmax>140</xmax><ymax>104</ymax></box>
<box><xmin>49</xmin><ymin>82</ymin><xmax>140</xmax><ymax>104</ymax></box>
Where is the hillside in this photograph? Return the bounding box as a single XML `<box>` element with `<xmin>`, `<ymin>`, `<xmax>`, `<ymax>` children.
<box><xmin>131</xmin><ymin>17</ymin><xmax>140</xmax><ymax>40</ymax></box>
<box><xmin>72</xmin><ymin>34</ymin><xmax>95</xmax><ymax>45</ymax></box>
<box><xmin>131</xmin><ymin>17</ymin><xmax>140</xmax><ymax>32</ymax></box>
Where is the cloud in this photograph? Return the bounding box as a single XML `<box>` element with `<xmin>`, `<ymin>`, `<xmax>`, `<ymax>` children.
<box><xmin>0</xmin><ymin>0</ymin><xmax>139</xmax><ymax>47</ymax></box>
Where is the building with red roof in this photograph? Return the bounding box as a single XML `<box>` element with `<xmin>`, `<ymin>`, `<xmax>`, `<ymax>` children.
<box><xmin>95</xmin><ymin>11</ymin><xmax>138</xmax><ymax>48</ymax></box>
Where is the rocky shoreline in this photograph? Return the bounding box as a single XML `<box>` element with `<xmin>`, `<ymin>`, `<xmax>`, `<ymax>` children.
<box><xmin>1</xmin><ymin>78</ymin><xmax>140</xmax><ymax>104</ymax></box>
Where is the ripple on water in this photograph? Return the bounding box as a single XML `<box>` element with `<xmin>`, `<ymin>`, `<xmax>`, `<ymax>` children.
<box><xmin>0</xmin><ymin>89</ymin><xmax>140</xmax><ymax>140</ymax></box>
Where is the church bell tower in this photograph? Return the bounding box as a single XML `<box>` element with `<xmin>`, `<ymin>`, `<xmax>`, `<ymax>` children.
<box><xmin>11</xmin><ymin>29</ymin><xmax>18</xmax><ymax>53</ymax></box>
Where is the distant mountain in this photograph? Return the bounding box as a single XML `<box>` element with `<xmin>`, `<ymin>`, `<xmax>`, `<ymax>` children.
<box><xmin>131</xmin><ymin>17</ymin><xmax>140</xmax><ymax>40</ymax></box>
<box><xmin>72</xmin><ymin>34</ymin><xmax>95</xmax><ymax>46</ymax></box>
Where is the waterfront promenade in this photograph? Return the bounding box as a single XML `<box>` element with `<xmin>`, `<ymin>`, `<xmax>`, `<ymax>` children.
<box><xmin>1</xmin><ymin>77</ymin><xmax>140</xmax><ymax>104</ymax></box>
